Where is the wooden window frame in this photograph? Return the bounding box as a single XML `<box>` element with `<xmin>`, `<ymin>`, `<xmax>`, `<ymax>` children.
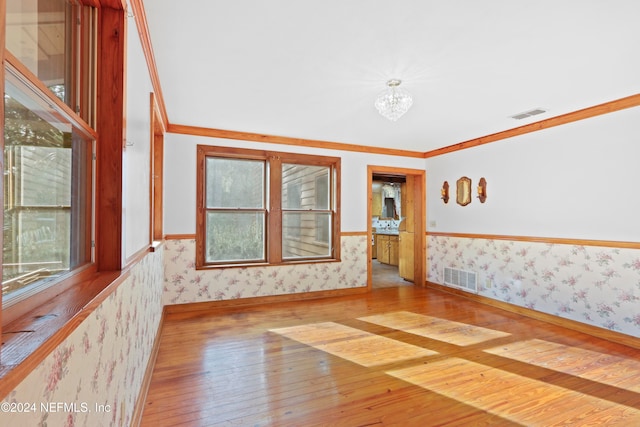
<box><xmin>1</xmin><ymin>59</ymin><xmax>96</xmax><ymax>325</ymax></box>
<box><xmin>0</xmin><ymin>3</ymin><xmax>127</xmax><ymax>389</ymax></box>
<box><xmin>196</xmin><ymin>145</ymin><xmax>341</xmax><ymax>269</ymax></box>
<box><xmin>150</xmin><ymin>92</ymin><xmax>165</xmax><ymax>243</ymax></box>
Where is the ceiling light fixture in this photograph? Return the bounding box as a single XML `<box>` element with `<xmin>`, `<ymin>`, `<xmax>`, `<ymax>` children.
<box><xmin>374</xmin><ymin>79</ymin><xmax>413</xmax><ymax>121</ymax></box>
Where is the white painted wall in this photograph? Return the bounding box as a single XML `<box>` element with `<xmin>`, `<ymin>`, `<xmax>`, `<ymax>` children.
<box><xmin>123</xmin><ymin>16</ymin><xmax>154</xmax><ymax>259</ymax></box>
<box><xmin>163</xmin><ymin>134</ymin><xmax>426</xmax><ymax>234</ymax></box>
<box><xmin>425</xmin><ymin>106</ymin><xmax>640</xmax><ymax>242</ymax></box>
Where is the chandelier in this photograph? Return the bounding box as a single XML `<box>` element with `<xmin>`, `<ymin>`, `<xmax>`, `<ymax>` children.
<box><xmin>374</xmin><ymin>79</ymin><xmax>413</xmax><ymax>121</ymax></box>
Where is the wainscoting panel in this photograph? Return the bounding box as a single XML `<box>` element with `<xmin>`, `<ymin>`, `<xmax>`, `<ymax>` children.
<box><xmin>428</xmin><ymin>235</ymin><xmax>640</xmax><ymax>337</ymax></box>
<box><xmin>0</xmin><ymin>249</ymin><xmax>165</xmax><ymax>427</ymax></box>
<box><xmin>163</xmin><ymin>235</ymin><xmax>368</xmax><ymax>305</ymax></box>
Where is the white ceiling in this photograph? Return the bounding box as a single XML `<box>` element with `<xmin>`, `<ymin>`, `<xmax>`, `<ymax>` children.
<box><xmin>142</xmin><ymin>0</ymin><xmax>640</xmax><ymax>153</ymax></box>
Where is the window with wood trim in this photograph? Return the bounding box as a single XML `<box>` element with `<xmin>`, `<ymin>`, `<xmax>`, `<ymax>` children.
<box><xmin>196</xmin><ymin>145</ymin><xmax>340</xmax><ymax>268</ymax></box>
<box><xmin>2</xmin><ymin>65</ymin><xmax>93</xmax><ymax>309</ymax></box>
<box><xmin>2</xmin><ymin>1</ymin><xmax>97</xmax><ymax>323</ymax></box>
<box><xmin>282</xmin><ymin>163</ymin><xmax>332</xmax><ymax>258</ymax></box>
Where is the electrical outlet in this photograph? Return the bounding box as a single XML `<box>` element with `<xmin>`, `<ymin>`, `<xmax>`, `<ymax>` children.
<box><xmin>429</xmin><ymin>220</ymin><xmax>437</xmax><ymax>228</ymax></box>
<box><xmin>485</xmin><ymin>278</ymin><xmax>492</xmax><ymax>289</ymax></box>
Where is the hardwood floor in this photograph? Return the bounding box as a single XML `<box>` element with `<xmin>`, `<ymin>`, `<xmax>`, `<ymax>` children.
<box><xmin>141</xmin><ymin>286</ymin><xmax>640</xmax><ymax>426</ymax></box>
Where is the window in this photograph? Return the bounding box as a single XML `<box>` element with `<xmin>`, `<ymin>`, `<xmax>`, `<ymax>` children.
<box><xmin>5</xmin><ymin>0</ymin><xmax>97</xmax><ymax>126</ymax></box>
<box><xmin>282</xmin><ymin>164</ymin><xmax>331</xmax><ymax>258</ymax></box>
<box><xmin>197</xmin><ymin>145</ymin><xmax>340</xmax><ymax>267</ymax></box>
<box><xmin>204</xmin><ymin>156</ymin><xmax>266</xmax><ymax>264</ymax></box>
<box><xmin>3</xmin><ymin>66</ymin><xmax>93</xmax><ymax>307</ymax></box>
<box><xmin>2</xmin><ymin>0</ymin><xmax>97</xmax><ymax>321</ymax></box>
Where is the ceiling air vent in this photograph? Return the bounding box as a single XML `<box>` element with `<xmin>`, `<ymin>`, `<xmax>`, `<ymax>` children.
<box><xmin>510</xmin><ymin>108</ymin><xmax>546</xmax><ymax>120</ymax></box>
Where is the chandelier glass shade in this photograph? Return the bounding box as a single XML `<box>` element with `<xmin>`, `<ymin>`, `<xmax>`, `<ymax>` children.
<box><xmin>374</xmin><ymin>79</ymin><xmax>413</xmax><ymax>121</ymax></box>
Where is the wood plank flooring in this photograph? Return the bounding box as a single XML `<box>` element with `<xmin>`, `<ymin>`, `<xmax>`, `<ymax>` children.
<box><xmin>141</xmin><ymin>286</ymin><xmax>640</xmax><ymax>426</ymax></box>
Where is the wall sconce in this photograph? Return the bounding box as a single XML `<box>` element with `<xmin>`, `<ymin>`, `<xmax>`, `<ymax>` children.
<box><xmin>441</xmin><ymin>181</ymin><xmax>449</xmax><ymax>204</ymax></box>
<box><xmin>477</xmin><ymin>177</ymin><xmax>487</xmax><ymax>203</ymax></box>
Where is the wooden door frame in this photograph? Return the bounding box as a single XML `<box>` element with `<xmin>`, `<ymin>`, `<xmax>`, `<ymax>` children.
<box><xmin>367</xmin><ymin>165</ymin><xmax>426</xmax><ymax>289</ymax></box>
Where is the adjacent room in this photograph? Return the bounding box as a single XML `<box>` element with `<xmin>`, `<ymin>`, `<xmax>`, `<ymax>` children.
<box><xmin>1</xmin><ymin>1</ymin><xmax>639</xmax><ymax>426</ymax></box>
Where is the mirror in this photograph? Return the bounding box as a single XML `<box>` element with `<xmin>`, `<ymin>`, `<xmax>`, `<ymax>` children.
<box><xmin>372</xmin><ymin>180</ymin><xmax>401</xmax><ymax>219</ymax></box>
<box><xmin>456</xmin><ymin>176</ymin><xmax>472</xmax><ymax>206</ymax></box>
<box><xmin>382</xmin><ymin>197</ymin><xmax>396</xmax><ymax>218</ymax></box>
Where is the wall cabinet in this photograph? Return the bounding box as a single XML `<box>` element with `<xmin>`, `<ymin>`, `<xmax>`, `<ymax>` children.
<box><xmin>377</xmin><ymin>234</ymin><xmax>398</xmax><ymax>266</ymax></box>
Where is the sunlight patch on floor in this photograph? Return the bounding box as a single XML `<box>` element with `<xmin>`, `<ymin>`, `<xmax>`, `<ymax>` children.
<box><xmin>388</xmin><ymin>357</ymin><xmax>640</xmax><ymax>426</ymax></box>
<box><xmin>485</xmin><ymin>339</ymin><xmax>640</xmax><ymax>392</ymax></box>
<box><xmin>358</xmin><ymin>311</ymin><xmax>511</xmax><ymax>346</ymax></box>
<box><xmin>270</xmin><ymin>322</ymin><xmax>438</xmax><ymax>367</ymax></box>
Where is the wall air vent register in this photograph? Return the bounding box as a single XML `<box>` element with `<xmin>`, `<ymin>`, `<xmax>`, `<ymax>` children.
<box><xmin>443</xmin><ymin>267</ymin><xmax>477</xmax><ymax>292</ymax></box>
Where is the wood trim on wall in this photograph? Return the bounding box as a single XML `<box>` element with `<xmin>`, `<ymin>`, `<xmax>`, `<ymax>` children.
<box><xmin>164</xmin><ymin>286</ymin><xmax>368</xmax><ymax>316</ymax></box>
<box><xmin>426</xmin><ymin>281</ymin><xmax>640</xmax><ymax>350</ymax></box>
<box><xmin>96</xmin><ymin>7</ymin><xmax>126</xmax><ymax>270</ymax></box>
<box><xmin>342</xmin><ymin>231</ymin><xmax>367</xmax><ymax>236</ymax></box>
<box><xmin>165</xmin><ymin>232</ymin><xmax>369</xmax><ymax>240</ymax></box>
<box><xmin>167</xmin><ymin>123</ymin><xmax>425</xmax><ymax>158</ymax></box>
<box><xmin>129</xmin><ymin>0</ymin><xmax>169</xmax><ymax>127</ymax></box>
<box><xmin>165</xmin><ymin>234</ymin><xmax>196</xmax><ymax>240</ymax></box>
<box><xmin>424</xmin><ymin>94</ymin><xmax>640</xmax><ymax>159</ymax></box>
<box><xmin>150</xmin><ymin>92</ymin><xmax>165</xmax><ymax>242</ymax></box>
<box><xmin>163</xmin><ymin>95</ymin><xmax>640</xmax><ymax>161</ymax></box>
<box><xmin>427</xmin><ymin>231</ymin><xmax>640</xmax><ymax>250</ymax></box>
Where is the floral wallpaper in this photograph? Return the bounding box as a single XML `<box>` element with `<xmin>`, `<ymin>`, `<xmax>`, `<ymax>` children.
<box><xmin>163</xmin><ymin>235</ymin><xmax>368</xmax><ymax>305</ymax></box>
<box><xmin>428</xmin><ymin>235</ymin><xmax>640</xmax><ymax>337</ymax></box>
<box><xmin>0</xmin><ymin>248</ymin><xmax>164</xmax><ymax>427</ymax></box>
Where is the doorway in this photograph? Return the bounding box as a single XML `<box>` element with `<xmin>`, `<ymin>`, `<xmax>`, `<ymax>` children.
<box><xmin>367</xmin><ymin>166</ymin><xmax>425</xmax><ymax>289</ymax></box>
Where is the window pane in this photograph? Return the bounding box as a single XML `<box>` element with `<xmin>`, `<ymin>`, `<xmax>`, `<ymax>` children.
<box><xmin>315</xmin><ymin>173</ymin><xmax>330</xmax><ymax>210</ymax></box>
<box><xmin>284</xmin><ymin>182</ymin><xmax>301</xmax><ymax>238</ymax></box>
<box><xmin>206</xmin><ymin>212</ymin><xmax>265</xmax><ymax>263</ymax></box>
<box><xmin>283</xmin><ymin>212</ymin><xmax>301</xmax><ymax>239</ymax></box>
<box><xmin>282</xmin><ymin>164</ymin><xmax>329</xmax><ymax>210</ymax></box>
<box><xmin>206</xmin><ymin>157</ymin><xmax>264</xmax><ymax>208</ymax></box>
<box><xmin>6</xmin><ymin>0</ymin><xmax>96</xmax><ymax>125</ymax></box>
<box><xmin>3</xmin><ymin>74</ymin><xmax>92</xmax><ymax>301</ymax></box>
<box><xmin>283</xmin><ymin>212</ymin><xmax>331</xmax><ymax>259</ymax></box>
<box><xmin>281</xmin><ymin>164</ymin><xmax>331</xmax><ymax>260</ymax></box>
<box><xmin>315</xmin><ymin>212</ymin><xmax>331</xmax><ymax>243</ymax></box>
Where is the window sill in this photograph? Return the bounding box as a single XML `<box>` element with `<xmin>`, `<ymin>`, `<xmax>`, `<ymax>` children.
<box><xmin>0</xmin><ymin>269</ymin><xmax>129</xmax><ymax>398</ymax></box>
